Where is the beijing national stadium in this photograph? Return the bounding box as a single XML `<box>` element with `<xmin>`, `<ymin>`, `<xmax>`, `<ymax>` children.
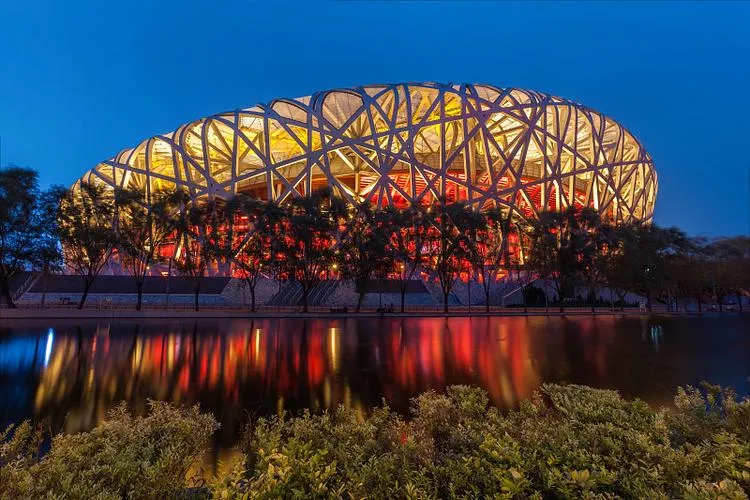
<box><xmin>72</xmin><ymin>82</ymin><xmax>657</xmax><ymax>272</ymax></box>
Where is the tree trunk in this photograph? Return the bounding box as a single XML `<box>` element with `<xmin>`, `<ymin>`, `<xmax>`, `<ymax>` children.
<box><xmin>135</xmin><ymin>279</ymin><xmax>144</xmax><ymax>311</ymax></box>
<box><xmin>617</xmin><ymin>290</ymin><xmax>626</xmax><ymax>311</ymax></box>
<box><xmin>696</xmin><ymin>295</ymin><xmax>702</xmax><ymax>313</ymax></box>
<box><xmin>194</xmin><ymin>280</ymin><xmax>201</xmax><ymax>312</ymax></box>
<box><xmin>302</xmin><ymin>286</ymin><xmax>309</xmax><ymax>313</ymax></box>
<box><xmin>250</xmin><ymin>285</ymin><xmax>256</xmax><ymax>313</ymax></box>
<box><xmin>400</xmin><ymin>286</ymin><xmax>406</xmax><ymax>313</ymax></box>
<box><xmin>165</xmin><ymin>259</ymin><xmax>172</xmax><ymax>309</ymax></box>
<box><xmin>41</xmin><ymin>274</ymin><xmax>48</xmax><ymax>308</ymax></box>
<box><xmin>443</xmin><ymin>290</ymin><xmax>449</xmax><ymax>313</ymax></box>
<box><xmin>737</xmin><ymin>293</ymin><xmax>743</xmax><ymax>312</ymax></box>
<box><xmin>78</xmin><ymin>279</ymin><xmax>93</xmax><ymax>309</ymax></box>
<box><xmin>485</xmin><ymin>285</ymin><xmax>490</xmax><ymax>313</ymax></box>
<box><xmin>0</xmin><ymin>278</ymin><xmax>16</xmax><ymax>309</ymax></box>
<box><xmin>356</xmin><ymin>291</ymin><xmax>363</xmax><ymax>313</ymax></box>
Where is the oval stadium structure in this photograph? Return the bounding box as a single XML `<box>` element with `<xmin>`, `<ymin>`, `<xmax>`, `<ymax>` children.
<box><xmin>74</xmin><ymin>82</ymin><xmax>657</xmax><ymax>223</ymax></box>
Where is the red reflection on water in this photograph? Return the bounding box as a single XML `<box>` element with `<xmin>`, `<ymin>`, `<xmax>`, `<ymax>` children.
<box><xmin>367</xmin><ymin>318</ymin><xmax>543</xmax><ymax>409</ymax></box>
<box><xmin>5</xmin><ymin>314</ymin><xmax>748</xmax><ymax>453</ymax></box>
<box><xmin>29</xmin><ymin>318</ymin><xmax>554</xmax><ymax>440</ymax></box>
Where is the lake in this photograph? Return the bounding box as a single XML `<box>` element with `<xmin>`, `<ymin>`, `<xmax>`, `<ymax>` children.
<box><xmin>1</xmin><ymin>315</ymin><xmax>749</xmax><ymax>453</ymax></box>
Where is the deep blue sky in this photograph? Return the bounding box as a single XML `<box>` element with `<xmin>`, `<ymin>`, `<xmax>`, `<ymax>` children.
<box><xmin>1</xmin><ymin>1</ymin><xmax>748</xmax><ymax>237</ymax></box>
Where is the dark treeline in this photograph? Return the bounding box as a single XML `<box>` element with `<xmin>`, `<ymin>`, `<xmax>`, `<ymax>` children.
<box><xmin>1</xmin><ymin>167</ymin><xmax>748</xmax><ymax>312</ymax></box>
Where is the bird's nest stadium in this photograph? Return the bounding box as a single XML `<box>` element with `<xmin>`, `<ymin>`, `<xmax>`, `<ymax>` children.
<box><xmin>73</xmin><ymin>82</ymin><xmax>656</xmax><ymax>223</ymax></box>
<box><xmin>71</xmin><ymin>82</ymin><xmax>657</xmax><ymax>278</ymax></box>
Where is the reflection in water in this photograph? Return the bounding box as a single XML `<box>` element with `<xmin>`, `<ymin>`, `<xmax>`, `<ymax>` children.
<box><xmin>650</xmin><ymin>325</ymin><xmax>664</xmax><ymax>352</ymax></box>
<box><xmin>1</xmin><ymin>315</ymin><xmax>749</xmax><ymax>454</ymax></box>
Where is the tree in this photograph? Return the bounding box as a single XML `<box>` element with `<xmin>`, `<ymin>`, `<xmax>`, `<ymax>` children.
<box><xmin>225</xmin><ymin>195</ymin><xmax>284</xmax><ymax>312</ymax></box>
<box><xmin>704</xmin><ymin>236</ymin><xmax>750</xmax><ymax>311</ymax></box>
<box><xmin>385</xmin><ymin>204</ymin><xmax>434</xmax><ymax>313</ymax></box>
<box><xmin>0</xmin><ymin>167</ymin><xmax>52</xmax><ymax>308</ymax></box>
<box><xmin>608</xmin><ymin>224</ymin><xmax>691</xmax><ymax>311</ymax></box>
<box><xmin>576</xmin><ymin>210</ymin><xmax>608</xmax><ymax>312</ymax></box>
<box><xmin>426</xmin><ymin>201</ymin><xmax>484</xmax><ymax>313</ymax></box>
<box><xmin>600</xmin><ymin>225</ymin><xmax>629</xmax><ymax>310</ymax></box>
<box><xmin>114</xmin><ymin>187</ymin><xmax>178</xmax><ymax>311</ymax></box>
<box><xmin>168</xmin><ymin>195</ymin><xmax>226</xmax><ymax>312</ymax></box>
<box><xmin>510</xmin><ymin>219</ymin><xmax>537</xmax><ymax>312</ymax></box>
<box><xmin>338</xmin><ymin>202</ymin><xmax>394</xmax><ymax>312</ymax></box>
<box><xmin>31</xmin><ymin>186</ymin><xmax>67</xmax><ymax>307</ymax></box>
<box><xmin>276</xmin><ymin>188</ymin><xmax>347</xmax><ymax>313</ymax></box>
<box><xmin>526</xmin><ymin>208</ymin><xmax>593</xmax><ymax>312</ymax></box>
<box><xmin>58</xmin><ymin>181</ymin><xmax>118</xmax><ymax>309</ymax></box>
<box><xmin>472</xmin><ymin>207</ymin><xmax>512</xmax><ymax>312</ymax></box>
<box><xmin>667</xmin><ymin>239</ymin><xmax>709</xmax><ymax>312</ymax></box>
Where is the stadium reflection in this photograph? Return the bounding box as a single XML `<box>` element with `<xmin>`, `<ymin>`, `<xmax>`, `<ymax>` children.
<box><xmin>26</xmin><ymin>318</ymin><xmax>548</xmax><ymax>444</ymax></box>
<box><xmin>2</xmin><ymin>315</ymin><xmax>750</xmax><ymax>453</ymax></box>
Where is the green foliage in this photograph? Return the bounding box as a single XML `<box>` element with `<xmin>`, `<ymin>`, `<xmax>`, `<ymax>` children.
<box><xmin>214</xmin><ymin>384</ymin><xmax>750</xmax><ymax>499</ymax></box>
<box><xmin>1</xmin><ymin>400</ymin><xmax>217</xmax><ymax>500</ymax></box>
<box><xmin>3</xmin><ymin>385</ymin><xmax>750</xmax><ymax>499</ymax></box>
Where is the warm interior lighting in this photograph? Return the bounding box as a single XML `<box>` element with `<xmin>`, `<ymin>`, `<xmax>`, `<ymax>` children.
<box><xmin>71</xmin><ymin>83</ymin><xmax>657</xmax><ymax>271</ymax></box>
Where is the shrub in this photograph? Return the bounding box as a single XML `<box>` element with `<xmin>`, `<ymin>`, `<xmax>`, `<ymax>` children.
<box><xmin>214</xmin><ymin>384</ymin><xmax>750</xmax><ymax>499</ymax></box>
<box><xmin>1</xmin><ymin>400</ymin><xmax>218</xmax><ymax>499</ymax></box>
<box><xmin>3</xmin><ymin>384</ymin><xmax>750</xmax><ymax>499</ymax></box>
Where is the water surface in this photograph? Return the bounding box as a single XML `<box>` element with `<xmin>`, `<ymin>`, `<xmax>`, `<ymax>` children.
<box><xmin>1</xmin><ymin>315</ymin><xmax>749</xmax><ymax>451</ymax></box>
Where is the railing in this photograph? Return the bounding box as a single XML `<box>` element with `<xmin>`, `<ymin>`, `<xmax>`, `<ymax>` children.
<box><xmin>12</xmin><ymin>272</ymin><xmax>40</xmax><ymax>301</ymax></box>
<box><xmin>308</xmin><ymin>281</ymin><xmax>339</xmax><ymax>305</ymax></box>
<box><xmin>266</xmin><ymin>282</ymin><xmax>302</xmax><ymax>306</ymax></box>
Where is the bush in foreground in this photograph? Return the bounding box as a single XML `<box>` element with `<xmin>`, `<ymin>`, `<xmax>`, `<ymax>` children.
<box><xmin>2</xmin><ymin>384</ymin><xmax>750</xmax><ymax>499</ymax></box>
<box><xmin>0</xmin><ymin>401</ymin><xmax>218</xmax><ymax>499</ymax></box>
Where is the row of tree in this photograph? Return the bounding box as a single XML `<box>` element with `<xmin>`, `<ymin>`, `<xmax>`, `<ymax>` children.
<box><xmin>0</xmin><ymin>166</ymin><xmax>748</xmax><ymax>313</ymax></box>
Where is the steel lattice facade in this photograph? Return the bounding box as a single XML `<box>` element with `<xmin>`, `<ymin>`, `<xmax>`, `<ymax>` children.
<box><xmin>74</xmin><ymin>82</ymin><xmax>657</xmax><ymax>223</ymax></box>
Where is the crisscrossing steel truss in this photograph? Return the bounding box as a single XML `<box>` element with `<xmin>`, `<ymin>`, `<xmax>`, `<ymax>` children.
<box><xmin>74</xmin><ymin>82</ymin><xmax>657</xmax><ymax>223</ymax></box>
